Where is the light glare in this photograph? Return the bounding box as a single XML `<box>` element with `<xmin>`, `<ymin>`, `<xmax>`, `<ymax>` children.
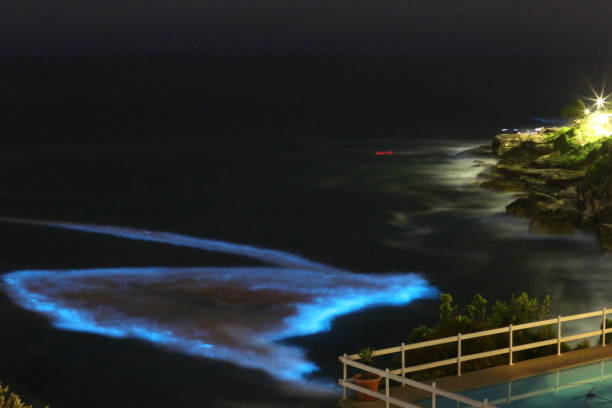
<box><xmin>583</xmin><ymin>112</ymin><xmax>612</xmax><ymax>140</ymax></box>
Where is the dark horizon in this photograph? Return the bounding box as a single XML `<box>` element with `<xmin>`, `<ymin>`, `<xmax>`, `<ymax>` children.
<box><xmin>1</xmin><ymin>55</ymin><xmax>610</xmax><ymax>149</ymax></box>
<box><xmin>2</xmin><ymin>0</ymin><xmax>611</xmax><ymax>58</ymax></box>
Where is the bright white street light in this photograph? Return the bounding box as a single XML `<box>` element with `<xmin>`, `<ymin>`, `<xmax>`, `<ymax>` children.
<box><xmin>589</xmin><ymin>89</ymin><xmax>609</xmax><ymax>111</ymax></box>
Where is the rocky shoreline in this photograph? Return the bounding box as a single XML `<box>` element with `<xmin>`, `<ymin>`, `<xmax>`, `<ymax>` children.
<box><xmin>469</xmin><ymin>128</ymin><xmax>612</xmax><ymax>250</ymax></box>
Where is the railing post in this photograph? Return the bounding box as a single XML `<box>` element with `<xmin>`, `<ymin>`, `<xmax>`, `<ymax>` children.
<box><xmin>385</xmin><ymin>368</ymin><xmax>390</xmax><ymax>408</ymax></box>
<box><xmin>341</xmin><ymin>353</ymin><xmax>347</xmax><ymax>400</ymax></box>
<box><xmin>557</xmin><ymin>315</ymin><xmax>562</xmax><ymax>356</ymax></box>
<box><xmin>432</xmin><ymin>382</ymin><xmax>437</xmax><ymax>408</ymax></box>
<box><xmin>509</xmin><ymin>324</ymin><xmax>514</xmax><ymax>366</ymax></box>
<box><xmin>603</xmin><ymin>307</ymin><xmax>607</xmax><ymax>347</ymax></box>
<box><xmin>401</xmin><ymin>342</ymin><xmax>406</xmax><ymax>386</ymax></box>
<box><xmin>457</xmin><ymin>333</ymin><xmax>462</xmax><ymax>376</ymax></box>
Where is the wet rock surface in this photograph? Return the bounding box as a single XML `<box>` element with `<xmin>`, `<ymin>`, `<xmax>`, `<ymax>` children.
<box><xmin>474</xmin><ymin>130</ymin><xmax>612</xmax><ymax>250</ymax></box>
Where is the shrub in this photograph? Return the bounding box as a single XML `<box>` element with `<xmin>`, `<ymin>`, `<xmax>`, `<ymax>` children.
<box><xmin>586</xmin><ymin>141</ymin><xmax>612</xmax><ymax>185</ymax></box>
<box><xmin>0</xmin><ymin>384</ymin><xmax>33</xmax><ymax>408</ymax></box>
<box><xmin>544</xmin><ymin>126</ymin><xmax>570</xmax><ymax>142</ymax></box>
<box><xmin>399</xmin><ymin>293</ymin><xmax>557</xmax><ymax>379</ymax></box>
<box><xmin>358</xmin><ymin>347</ymin><xmax>376</xmax><ymax>365</ymax></box>
<box><xmin>573</xmin><ymin>339</ymin><xmax>590</xmax><ymax>350</ymax></box>
<box><xmin>560</xmin><ymin>99</ymin><xmax>587</xmax><ymax>120</ymax></box>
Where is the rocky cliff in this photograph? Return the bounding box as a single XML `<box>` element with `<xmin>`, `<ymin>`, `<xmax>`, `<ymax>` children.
<box><xmin>476</xmin><ymin>128</ymin><xmax>612</xmax><ymax>250</ymax></box>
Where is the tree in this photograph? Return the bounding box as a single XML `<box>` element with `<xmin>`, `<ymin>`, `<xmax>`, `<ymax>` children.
<box><xmin>560</xmin><ymin>99</ymin><xmax>587</xmax><ymax>120</ymax></box>
<box><xmin>438</xmin><ymin>293</ymin><xmax>455</xmax><ymax>322</ymax></box>
<box><xmin>466</xmin><ymin>294</ymin><xmax>488</xmax><ymax>324</ymax></box>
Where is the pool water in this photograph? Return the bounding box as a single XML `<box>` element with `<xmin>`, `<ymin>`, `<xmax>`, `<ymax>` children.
<box><xmin>419</xmin><ymin>359</ymin><xmax>612</xmax><ymax>407</ymax></box>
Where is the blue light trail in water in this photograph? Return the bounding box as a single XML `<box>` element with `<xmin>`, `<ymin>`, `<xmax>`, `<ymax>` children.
<box><xmin>1</xmin><ymin>218</ymin><xmax>437</xmax><ymax>384</ymax></box>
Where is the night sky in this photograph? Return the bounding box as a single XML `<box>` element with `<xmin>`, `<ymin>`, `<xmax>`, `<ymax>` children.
<box><xmin>2</xmin><ymin>0</ymin><xmax>611</xmax><ymax>57</ymax></box>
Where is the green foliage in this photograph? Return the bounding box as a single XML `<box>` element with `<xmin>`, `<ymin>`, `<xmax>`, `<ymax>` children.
<box><xmin>543</xmin><ymin>125</ymin><xmax>608</xmax><ymax>169</ymax></box>
<box><xmin>585</xmin><ymin>140</ymin><xmax>612</xmax><ymax>184</ymax></box>
<box><xmin>603</xmin><ymin>319</ymin><xmax>612</xmax><ymax>345</ymax></box>
<box><xmin>435</xmin><ymin>292</ymin><xmax>551</xmax><ymax>329</ymax></box>
<box><xmin>487</xmin><ymin>293</ymin><xmax>551</xmax><ymax>327</ymax></box>
<box><xmin>553</xmin><ymin>128</ymin><xmax>583</xmax><ymax>152</ymax></box>
<box><xmin>546</xmin><ymin>141</ymin><xmax>602</xmax><ymax>169</ymax></box>
<box><xmin>560</xmin><ymin>99</ymin><xmax>587</xmax><ymax>120</ymax></box>
<box><xmin>358</xmin><ymin>347</ymin><xmax>376</xmax><ymax>364</ymax></box>
<box><xmin>439</xmin><ymin>293</ymin><xmax>455</xmax><ymax>322</ymax></box>
<box><xmin>0</xmin><ymin>384</ymin><xmax>33</xmax><ymax>408</ymax></box>
<box><xmin>573</xmin><ymin>339</ymin><xmax>590</xmax><ymax>350</ymax></box>
<box><xmin>401</xmin><ymin>293</ymin><xmax>556</xmax><ymax>380</ymax></box>
<box><xmin>466</xmin><ymin>294</ymin><xmax>487</xmax><ymax>323</ymax></box>
<box><xmin>544</xmin><ymin>127</ymin><xmax>571</xmax><ymax>142</ymax></box>
<box><xmin>588</xmin><ymin>157</ymin><xmax>612</xmax><ymax>184</ymax></box>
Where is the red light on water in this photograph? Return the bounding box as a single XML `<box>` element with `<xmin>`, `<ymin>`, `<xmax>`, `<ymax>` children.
<box><xmin>375</xmin><ymin>150</ymin><xmax>393</xmax><ymax>156</ymax></box>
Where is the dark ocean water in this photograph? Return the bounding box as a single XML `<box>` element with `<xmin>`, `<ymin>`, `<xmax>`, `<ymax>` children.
<box><xmin>0</xmin><ymin>56</ymin><xmax>610</xmax><ymax>407</ymax></box>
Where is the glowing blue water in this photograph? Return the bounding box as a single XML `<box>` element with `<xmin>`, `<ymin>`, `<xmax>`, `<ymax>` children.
<box><xmin>1</xmin><ymin>218</ymin><xmax>437</xmax><ymax>384</ymax></box>
<box><xmin>419</xmin><ymin>359</ymin><xmax>612</xmax><ymax>407</ymax></box>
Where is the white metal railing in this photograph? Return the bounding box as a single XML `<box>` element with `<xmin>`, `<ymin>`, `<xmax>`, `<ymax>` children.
<box><xmin>340</xmin><ymin>306</ymin><xmax>612</xmax><ymax>406</ymax></box>
<box><xmin>339</xmin><ymin>356</ymin><xmax>495</xmax><ymax>408</ymax></box>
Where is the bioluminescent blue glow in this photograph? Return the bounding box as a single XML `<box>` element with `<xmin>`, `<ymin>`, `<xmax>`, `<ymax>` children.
<box><xmin>1</xmin><ymin>218</ymin><xmax>437</xmax><ymax>384</ymax></box>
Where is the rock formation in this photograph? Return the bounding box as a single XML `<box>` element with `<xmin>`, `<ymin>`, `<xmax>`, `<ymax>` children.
<box><xmin>475</xmin><ymin>127</ymin><xmax>612</xmax><ymax>250</ymax></box>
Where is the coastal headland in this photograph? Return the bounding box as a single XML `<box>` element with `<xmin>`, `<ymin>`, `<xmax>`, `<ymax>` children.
<box><xmin>470</xmin><ymin>125</ymin><xmax>612</xmax><ymax>250</ymax></box>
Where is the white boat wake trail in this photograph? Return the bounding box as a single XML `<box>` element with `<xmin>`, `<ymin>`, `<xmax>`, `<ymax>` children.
<box><xmin>0</xmin><ymin>217</ymin><xmax>437</xmax><ymax>386</ymax></box>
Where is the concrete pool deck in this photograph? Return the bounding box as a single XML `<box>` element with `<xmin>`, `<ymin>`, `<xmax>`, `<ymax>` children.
<box><xmin>339</xmin><ymin>344</ymin><xmax>612</xmax><ymax>407</ymax></box>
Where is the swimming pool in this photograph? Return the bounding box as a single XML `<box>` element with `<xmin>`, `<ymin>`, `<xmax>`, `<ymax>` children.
<box><xmin>418</xmin><ymin>359</ymin><xmax>612</xmax><ymax>407</ymax></box>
